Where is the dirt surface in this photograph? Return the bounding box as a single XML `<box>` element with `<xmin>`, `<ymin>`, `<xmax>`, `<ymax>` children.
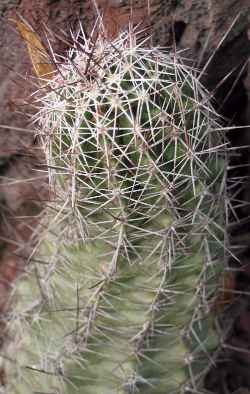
<box><xmin>0</xmin><ymin>0</ymin><xmax>250</xmax><ymax>392</ymax></box>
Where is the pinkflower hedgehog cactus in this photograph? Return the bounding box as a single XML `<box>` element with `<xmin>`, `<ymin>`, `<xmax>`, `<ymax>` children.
<box><xmin>6</xmin><ymin>23</ymin><xmax>227</xmax><ymax>394</ymax></box>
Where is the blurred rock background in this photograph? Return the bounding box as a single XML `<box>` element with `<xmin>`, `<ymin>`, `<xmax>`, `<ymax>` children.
<box><xmin>0</xmin><ymin>0</ymin><xmax>249</xmax><ymax>392</ymax></box>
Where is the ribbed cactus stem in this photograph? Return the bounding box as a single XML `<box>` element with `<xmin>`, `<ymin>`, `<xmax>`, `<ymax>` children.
<box><xmin>7</xmin><ymin>25</ymin><xmax>227</xmax><ymax>394</ymax></box>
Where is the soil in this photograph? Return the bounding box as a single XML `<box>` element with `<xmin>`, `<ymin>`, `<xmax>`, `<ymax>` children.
<box><xmin>0</xmin><ymin>0</ymin><xmax>250</xmax><ymax>392</ymax></box>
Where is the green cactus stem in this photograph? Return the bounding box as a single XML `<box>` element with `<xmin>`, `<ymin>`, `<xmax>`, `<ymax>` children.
<box><xmin>7</xmin><ymin>25</ymin><xmax>227</xmax><ymax>394</ymax></box>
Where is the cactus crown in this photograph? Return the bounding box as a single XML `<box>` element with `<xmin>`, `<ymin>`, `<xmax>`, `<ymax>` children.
<box><xmin>6</xmin><ymin>23</ymin><xmax>227</xmax><ymax>394</ymax></box>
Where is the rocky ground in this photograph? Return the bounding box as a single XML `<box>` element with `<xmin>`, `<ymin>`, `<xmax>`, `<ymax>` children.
<box><xmin>0</xmin><ymin>0</ymin><xmax>250</xmax><ymax>392</ymax></box>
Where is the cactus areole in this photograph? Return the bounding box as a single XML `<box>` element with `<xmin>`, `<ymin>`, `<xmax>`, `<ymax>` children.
<box><xmin>10</xmin><ymin>25</ymin><xmax>227</xmax><ymax>394</ymax></box>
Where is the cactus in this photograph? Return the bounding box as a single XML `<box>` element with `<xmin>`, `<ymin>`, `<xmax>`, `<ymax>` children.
<box><xmin>6</xmin><ymin>24</ymin><xmax>227</xmax><ymax>394</ymax></box>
